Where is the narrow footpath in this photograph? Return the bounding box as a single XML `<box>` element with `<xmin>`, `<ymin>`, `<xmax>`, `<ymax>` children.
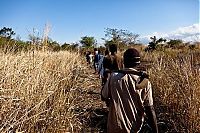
<box><xmin>72</xmin><ymin>64</ymin><xmax>108</xmax><ymax>132</ymax></box>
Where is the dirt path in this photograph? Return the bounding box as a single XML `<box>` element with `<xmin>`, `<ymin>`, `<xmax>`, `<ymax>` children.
<box><xmin>72</xmin><ymin>65</ymin><xmax>108</xmax><ymax>132</ymax></box>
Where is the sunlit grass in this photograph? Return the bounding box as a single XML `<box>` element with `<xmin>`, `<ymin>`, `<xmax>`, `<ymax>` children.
<box><xmin>0</xmin><ymin>48</ymin><xmax>199</xmax><ymax>132</ymax></box>
<box><xmin>144</xmin><ymin>50</ymin><xmax>200</xmax><ymax>132</ymax></box>
<box><xmin>0</xmin><ymin>50</ymin><xmax>85</xmax><ymax>132</ymax></box>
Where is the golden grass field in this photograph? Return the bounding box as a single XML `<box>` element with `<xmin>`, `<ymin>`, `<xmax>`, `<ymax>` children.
<box><xmin>0</xmin><ymin>48</ymin><xmax>199</xmax><ymax>132</ymax></box>
<box><xmin>143</xmin><ymin>50</ymin><xmax>200</xmax><ymax>132</ymax></box>
<box><xmin>0</xmin><ymin>50</ymin><xmax>88</xmax><ymax>132</ymax></box>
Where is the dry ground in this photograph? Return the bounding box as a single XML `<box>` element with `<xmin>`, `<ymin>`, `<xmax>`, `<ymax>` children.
<box><xmin>70</xmin><ymin>64</ymin><xmax>108</xmax><ymax>132</ymax></box>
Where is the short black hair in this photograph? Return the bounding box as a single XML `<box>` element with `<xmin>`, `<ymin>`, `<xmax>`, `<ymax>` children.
<box><xmin>105</xmin><ymin>49</ymin><xmax>109</xmax><ymax>55</ymax></box>
<box><xmin>109</xmin><ymin>44</ymin><xmax>117</xmax><ymax>54</ymax></box>
<box><xmin>124</xmin><ymin>48</ymin><xmax>140</xmax><ymax>68</ymax></box>
<box><xmin>98</xmin><ymin>49</ymin><xmax>101</xmax><ymax>54</ymax></box>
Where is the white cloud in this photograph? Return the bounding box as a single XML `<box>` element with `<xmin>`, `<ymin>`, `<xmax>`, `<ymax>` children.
<box><xmin>140</xmin><ymin>23</ymin><xmax>200</xmax><ymax>44</ymax></box>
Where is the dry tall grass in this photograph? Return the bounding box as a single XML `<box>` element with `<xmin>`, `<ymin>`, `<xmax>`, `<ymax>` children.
<box><xmin>0</xmin><ymin>48</ymin><xmax>200</xmax><ymax>133</ymax></box>
<box><xmin>143</xmin><ymin>50</ymin><xmax>200</xmax><ymax>132</ymax></box>
<box><xmin>0</xmin><ymin>50</ymin><xmax>86</xmax><ymax>132</ymax></box>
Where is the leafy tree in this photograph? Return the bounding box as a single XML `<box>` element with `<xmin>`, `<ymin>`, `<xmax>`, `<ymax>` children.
<box><xmin>104</xmin><ymin>28</ymin><xmax>121</xmax><ymax>42</ymax></box>
<box><xmin>147</xmin><ymin>36</ymin><xmax>166</xmax><ymax>51</ymax></box>
<box><xmin>70</xmin><ymin>43</ymin><xmax>79</xmax><ymax>51</ymax></box>
<box><xmin>48</xmin><ymin>41</ymin><xmax>61</xmax><ymax>51</ymax></box>
<box><xmin>167</xmin><ymin>39</ymin><xmax>183</xmax><ymax>48</ymax></box>
<box><xmin>61</xmin><ymin>43</ymin><xmax>71</xmax><ymax>50</ymax></box>
<box><xmin>71</xmin><ymin>43</ymin><xmax>79</xmax><ymax>48</ymax></box>
<box><xmin>0</xmin><ymin>27</ymin><xmax>15</xmax><ymax>39</ymax></box>
<box><xmin>102</xmin><ymin>29</ymin><xmax>120</xmax><ymax>48</ymax></box>
<box><xmin>104</xmin><ymin>40</ymin><xmax>116</xmax><ymax>48</ymax></box>
<box><xmin>80</xmin><ymin>36</ymin><xmax>96</xmax><ymax>48</ymax></box>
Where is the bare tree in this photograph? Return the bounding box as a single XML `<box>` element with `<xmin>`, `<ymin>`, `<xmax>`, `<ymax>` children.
<box><xmin>42</xmin><ymin>23</ymin><xmax>51</xmax><ymax>51</ymax></box>
<box><xmin>121</xmin><ymin>30</ymin><xmax>139</xmax><ymax>45</ymax></box>
<box><xmin>103</xmin><ymin>28</ymin><xmax>139</xmax><ymax>47</ymax></box>
<box><xmin>28</xmin><ymin>28</ymin><xmax>41</xmax><ymax>46</ymax></box>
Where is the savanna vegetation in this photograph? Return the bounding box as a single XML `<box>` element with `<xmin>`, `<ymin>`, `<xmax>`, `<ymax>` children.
<box><xmin>0</xmin><ymin>27</ymin><xmax>199</xmax><ymax>132</ymax></box>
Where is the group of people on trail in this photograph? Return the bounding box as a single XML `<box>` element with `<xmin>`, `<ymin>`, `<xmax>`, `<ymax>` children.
<box><xmin>85</xmin><ymin>44</ymin><xmax>158</xmax><ymax>133</ymax></box>
<box><xmin>85</xmin><ymin>48</ymin><xmax>103</xmax><ymax>72</ymax></box>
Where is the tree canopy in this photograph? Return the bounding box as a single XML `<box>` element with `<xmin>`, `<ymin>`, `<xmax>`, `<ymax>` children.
<box><xmin>0</xmin><ymin>27</ymin><xmax>15</xmax><ymax>39</ymax></box>
<box><xmin>167</xmin><ymin>39</ymin><xmax>183</xmax><ymax>48</ymax></box>
<box><xmin>147</xmin><ymin>36</ymin><xmax>166</xmax><ymax>51</ymax></box>
<box><xmin>80</xmin><ymin>36</ymin><xmax>96</xmax><ymax>48</ymax></box>
<box><xmin>103</xmin><ymin>28</ymin><xmax>139</xmax><ymax>48</ymax></box>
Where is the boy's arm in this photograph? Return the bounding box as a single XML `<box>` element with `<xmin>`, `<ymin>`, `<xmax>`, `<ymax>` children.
<box><xmin>144</xmin><ymin>106</ymin><xmax>158</xmax><ymax>133</ymax></box>
<box><xmin>143</xmin><ymin>81</ymin><xmax>158</xmax><ymax>133</ymax></box>
<box><xmin>101</xmin><ymin>77</ymin><xmax>110</xmax><ymax>100</ymax></box>
<box><xmin>98</xmin><ymin>58</ymin><xmax>103</xmax><ymax>74</ymax></box>
<box><xmin>101</xmin><ymin>76</ymin><xmax>111</xmax><ymax>106</ymax></box>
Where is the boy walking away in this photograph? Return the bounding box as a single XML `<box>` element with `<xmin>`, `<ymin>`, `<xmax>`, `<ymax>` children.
<box><xmin>98</xmin><ymin>49</ymin><xmax>109</xmax><ymax>86</ymax></box>
<box><xmin>93</xmin><ymin>48</ymin><xmax>100</xmax><ymax>73</ymax></box>
<box><xmin>85</xmin><ymin>51</ymin><xmax>91</xmax><ymax>65</ymax></box>
<box><xmin>88</xmin><ymin>51</ymin><xmax>93</xmax><ymax>64</ymax></box>
<box><xmin>102</xmin><ymin>44</ymin><xmax>123</xmax><ymax>85</ymax></box>
<box><xmin>101</xmin><ymin>48</ymin><xmax>158</xmax><ymax>133</ymax></box>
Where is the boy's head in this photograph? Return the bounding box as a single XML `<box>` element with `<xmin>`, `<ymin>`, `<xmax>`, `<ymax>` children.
<box><xmin>124</xmin><ymin>48</ymin><xmax>140</xmax><ymax>68</ymax></box>
<box><xmin>109</xmin><ymin>44</ymin><xmax>117</xmax><ymax>54</ymax></box>
<box><xmin>105</xmin><ymin>49</ymin><xmax>109</xmax><ymax>55</ymax></box>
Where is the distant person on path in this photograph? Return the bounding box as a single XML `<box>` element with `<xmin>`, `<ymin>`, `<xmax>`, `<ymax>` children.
<box><xmin>85</xmin><ymin>51</ymin><xmax>90</xmax><ymax>64</ymax></box>
<box><xmin>88</xmin><ymin>51</ymin><xmax>93</xmax><ymax>67</ymax></box>
<box><xmin>93</xmin><ymin>48</ymin><xmax>101</xmax><ymax>73</ymax></box>
<box><xmin>101</xmin><ymin>48</ymin><xmax>158</xmax><ymax>133</ymax></box>
<box><xmin>98</xmin><ymin>49</ymin><xmax>109</xmax><ymax>86</ymax></box>
<box><xmin>102</xmin><ymin>44</ymin><xmax>123</xmax><ymax>85</ymax></box>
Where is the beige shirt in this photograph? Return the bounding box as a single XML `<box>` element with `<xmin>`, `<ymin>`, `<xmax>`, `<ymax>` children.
<box><xmin>102</xmin><ymin>68</ymin><xmax>153</xmax><ymax>133</ymax></box>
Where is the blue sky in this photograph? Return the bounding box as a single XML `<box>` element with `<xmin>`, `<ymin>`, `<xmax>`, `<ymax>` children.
<box><xmin>0</xmin><ymin>0</ymin><xmax>199</xmax><ymax>44</ymax></box>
